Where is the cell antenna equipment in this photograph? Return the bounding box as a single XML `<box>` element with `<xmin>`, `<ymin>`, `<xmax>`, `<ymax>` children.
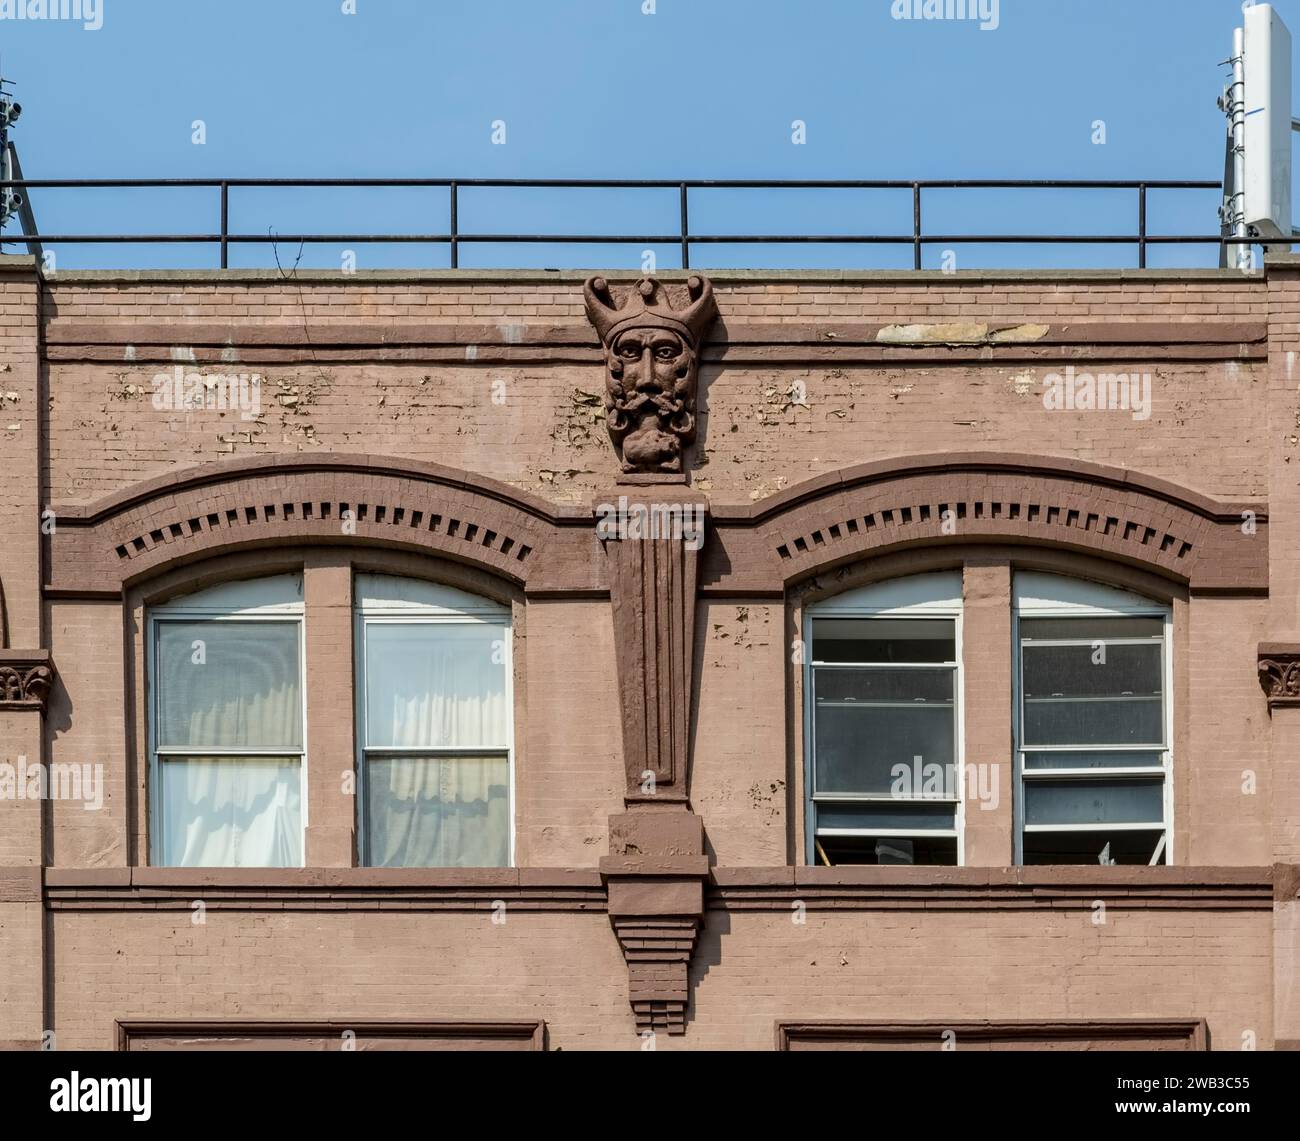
<box><xmin>0</xmin><ymin>74</ymin><xmax>41</xmax><ymax>260</ymax></box>
<box><xmin>1219</xmin><ymin>3</ymin><xmax>1295</xmax><ymax>270</ymax></box>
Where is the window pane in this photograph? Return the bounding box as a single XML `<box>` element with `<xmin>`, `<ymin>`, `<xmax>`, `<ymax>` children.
<box><xmin>1024</xmin><ymin>750</ymin><xmax>1164</xmax><ymax>770</ymax></box>
<box><xmin>365</xmin><ymin>622</ymin><xmax>508</xmax><ymax>749</ymax></box>
<box><xmin>366</xmin><ymin>755</ymin><xmax>509</xmax><ymax>867</ymax></box>
<box><xmin>1022</xmin><ymin>642</ymin><xmax>1162</xmax><ymax>698</ymax></box>
<box><xmin>816</xmin><ymin>834</ymin><xmax>958</xmax><ymax>866</ymax></box>
<box><xmin>1023</xmin><ymin>829</ymin><xmax>1166</xmax><ymax>866</ymax></box>
<box><xmin>816</xmin><ymin>802</ymin><xmax>958</xmax><ymax>832</ymax></box>
<box><xmin>1024</xmin><ymin>779</ymin><xmax>1164</xmax><ymax>826</ymax></box>
<box><xmin>814</xmin><ymin>667</ymin><xmax>955</xmax><ymax>795</ymax></box>
<box><xmin>1022</xmin><ymin>640</ymin><xmax>1163</xmax><ymax>746</ymax></box>
<box><xmin>156</xmin><ymin>621</ymin><xmax>301</xmax><ymax>750</ymax></box>
<box><xmin>1023</xmin><ymin>697</ymin><xmax>1163</xmax><ymax>747</ymax></box>
<box><xmin>1020</xmin><ymin>617</ymin><xmax>1164</xmax><ymax>641</ymax></box>
<box><xmin>812</xmin><ymin>618</ymin><xmax>955</xmax><ymax>664</ymax></box>
<box><xmin>816</xmin><ymin>667</ymin><xmax>953</xmax><ymax>704</ymax></box>
<box><xmin>160</xmin><ymin>757</ymin><xmax>301</xmax><ymax>867</ymax></box>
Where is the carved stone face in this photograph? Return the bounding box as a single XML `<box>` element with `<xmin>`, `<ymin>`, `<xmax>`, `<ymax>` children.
<box><xmin>583</xmin><ymin>274</ymin><xmax>717</xmax><ymax>477</ymax></box>
<box><xmin>605</xmin><ymin>327</ymin><xmax>696</xmax><ymax>473</ymax></box>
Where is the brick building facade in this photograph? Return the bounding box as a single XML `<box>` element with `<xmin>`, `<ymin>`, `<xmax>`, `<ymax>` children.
<box><xmin>0</xmin><ymin>253</ymin><xmax>1296</xmax><ymax>1050</ymax></box>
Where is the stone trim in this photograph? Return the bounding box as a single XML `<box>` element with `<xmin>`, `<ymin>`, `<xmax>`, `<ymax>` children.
<box><xmin>706</xmin><ymin>454</ymin><xmax>1267</xmax><ymax>596</ymax></box>
<box><xmin>44</xmin><ymin>453</ymin><xmax>1266</xmax><ymax>600</ymax></box>
<box><xmin>1258</xmin><ymin>645</ymin><xmax>1300</xmax><ymax>708</ymax></box>
<box><xmin>776</xmin><ymin>1019</ymin><xmax>1209</xmax><ymax>1050</ymax></box>
<box><xmin>43</xmin><ymin>868</ymin><xmax>606</xmax><ymax>913</ymax></box>
<box><xmin>604</xmin><ymin>508</ymin><xmax>700</xmax><ymax>800</ymax></box>
<box><xmin>0</xmin><ymin>650</ymin><xmax>55</xmax><ymax>712</ymax></box>
<box><xmin>709</xmin><ymin>866</ymin><xmax>1274</xmax><ymax>911</ymax></box>
<box><xmin>1274</xmin><ymin>863</ymin><xmax>1300</xmax><ymax>902</ymax></box>
<box><xmin>116</xmin><ymin>1020</ymin><xmax>546</xmax><ymax>1051</ymax></box>
<box><xmin>39</xmin><ymin>866</ymin><xmax>1274</xmax><ymax>912</ymax></box>
<box><xmin>44</xmin><ymin>319</ymin><xmax>1265</xmax><ymax>367</ymax></box>
<box><xmin>45</xmin><ymin>454</ymin><xmax>599</xmax><ymax>598</ymax></box>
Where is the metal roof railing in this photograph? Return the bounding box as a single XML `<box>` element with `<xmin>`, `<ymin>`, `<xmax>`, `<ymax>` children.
<box><xmin>0</xmin><ymin>176</ymin><xmax>1290</xmax><ymax>270</ymax></box>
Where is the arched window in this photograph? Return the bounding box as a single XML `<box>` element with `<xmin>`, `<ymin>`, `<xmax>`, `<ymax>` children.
<box><xmin>354</xmin><ymin>574</ymin><xmax>513</xmax><ymax>868</ymax></box>
<box><xmin>1014</xmin><ymin>573</ymin><xmax>1172</xmax><ymax>865</ymax></box>
<box><xmin>804</xmin><ymin>572</ymin><xmax>963</xmax><ymax>867</ymax></box>
<box><xmin>148</xmin><ymin>574</ymin><xmax>306</xmax><ymax>868</ymax></box>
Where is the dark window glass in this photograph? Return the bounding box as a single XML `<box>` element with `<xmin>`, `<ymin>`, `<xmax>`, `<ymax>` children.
<box><xmin>812</xmin><ymin>618</ymin><xmax>956</xmax><ymax>664</ymax></box>
<box><xmin>1022</xmin><ymin>829</ymin><xmax>1166</xmax><ymax>866</ymax></box>
<box><xmin>817</xmin><ymin>834</ymin><xmax>958</xmax><ymax>866</ymax></box>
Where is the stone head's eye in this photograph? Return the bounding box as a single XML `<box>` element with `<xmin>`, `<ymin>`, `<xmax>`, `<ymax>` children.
<box><xmin>654</xmin><ymin>343</ymin><xmax>678</xmax><ymax>360</ymax></box>
<box><xmin>618</xmin><ymin>342</ymin><xmax>641</xmax><ymax>358</ymax></box>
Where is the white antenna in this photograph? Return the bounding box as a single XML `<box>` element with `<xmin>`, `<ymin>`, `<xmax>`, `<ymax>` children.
<box><xmin>1244</xmin><ymin>4</ymin><xmax>1292</xmax><ymax>240</ymax></box>
<box><xmin>1220</xmin><ymin>4</ymin><xmax>1293</xmax><ymax>269</ymax></box>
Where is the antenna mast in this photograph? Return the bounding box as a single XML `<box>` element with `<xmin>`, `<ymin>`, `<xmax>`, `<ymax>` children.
<box><xmin>0</xmin><ymin>74</ymin><xmax>42</xmax><ymax>261</ymax></box>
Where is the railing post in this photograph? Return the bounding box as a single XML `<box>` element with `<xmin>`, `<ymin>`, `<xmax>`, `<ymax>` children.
<box><xmin>449</xmin><ymin>180</ymin><xmax>458</xmax><ymax>269</ymax></box>
<box><xmin>219</xmin><ymin>181</ymin><xmax>229</xmax><ymax>269</ymax></box>
<box><xmin>912</xmin><ymin>182</ymin><xmax>922</xmax><ymax>270</ymax></box>
<box><xmin>679</xmin><ymin>182</ymin><xmax>689</xmax><ymax>270</ymax></box>
<box><xmin>1138</xmin><ymin>182</ymin><xmax>1147</xmax><ymax>269</ymax></box>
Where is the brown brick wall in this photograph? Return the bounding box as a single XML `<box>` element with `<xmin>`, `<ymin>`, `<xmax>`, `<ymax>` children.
<box><xmin>0</xmin><ymin>261</ymin><xmax>1292</xmax><ymax>1050</ymax></box>
<box><xmin>41</xmin><ymin>276</ymin><xmax>1269</xmax><ymax>510</ymax></box>
<box><xmin>685</xmin><ymin>909</ymin><xmax>1273</xmax><ymax>1052</ymax></box>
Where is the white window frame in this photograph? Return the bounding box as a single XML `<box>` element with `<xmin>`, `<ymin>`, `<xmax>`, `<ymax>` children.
<box><xmin>1013</xmin><ymin>573</ymin><xmax>1174</xmax><ymax>866</ymax></box>
<box><xmin>353</xmin><ymin>575</ymin><xmax>516</xmax><ymax>868</ymax></box>
<box><xmin>803</xmin><ymin>573</ymin><xmax>965</xmax><ymax>867</ymax></box>
<box><xmin>147</xmin><ymin>574</ymin><xmax>308</xmax><ymax>868</ymax></box>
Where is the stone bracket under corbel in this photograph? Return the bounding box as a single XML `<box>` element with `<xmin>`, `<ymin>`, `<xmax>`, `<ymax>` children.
<box><xmin>600</xmin><ymin>809</ymin><xmax>709</xmax><ymax>1037</ymax></box>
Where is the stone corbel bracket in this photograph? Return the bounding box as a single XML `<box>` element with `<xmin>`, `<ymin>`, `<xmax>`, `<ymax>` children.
<box><xmin>598</xmin><ymin>478</ymin><xmax>711</xmax><ymax>1033</ymax></box>
<box><xmin>1258</xmin><ymin>644</ymin><xmax>1300</xmax><ymax>708</ymax></box>
<box><xmin>0</xmin><ymin>650</ymin><xmax>55</xmax><ymax>712</ymax></box>
<box><xmin>601</xmin><ymin>812</ymin><xmax>709</xmax><ymax>1037</ymax></box>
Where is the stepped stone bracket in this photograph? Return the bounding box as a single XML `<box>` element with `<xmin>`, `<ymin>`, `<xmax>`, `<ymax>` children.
<box><xmin>601</xmin><ymin>810</ymin><xmax>709</xmax><ymax>1037</ymax></box>
<box><xmin>610</xmin><ymin>915</ymin><xmax>701</xmax><ymax>1036</ymax></box>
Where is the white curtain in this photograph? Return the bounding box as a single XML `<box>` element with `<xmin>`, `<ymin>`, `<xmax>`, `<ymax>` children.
<box><xmin>366</xmin><ymin>755</ymin><xmax>508</xmax><ymax>867</ymax></box>
<box><xmin>364</xmin><ymin>620</ymin><xmax>510</xmax><ymax>866</ymax></box>
<box><xmin>161</xmin><ymin>757</ymin><xmax>302</xmax><ymax>867</ymax></box>
<box><xmin>365</xmin><ymin>622</ymin><xmax>508</xmax><ymax>748</ymax></box>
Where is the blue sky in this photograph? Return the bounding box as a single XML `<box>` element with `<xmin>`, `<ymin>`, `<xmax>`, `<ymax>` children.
<box><xmin>0</xmin><ymin>0</ymin><xmax>1293</xmax><ymax>270</ymax></box>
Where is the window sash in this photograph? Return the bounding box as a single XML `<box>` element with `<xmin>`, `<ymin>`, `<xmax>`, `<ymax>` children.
<box><xmin>155</xmin><ymin>755</ymin><xmax>305</xmax><ymax>869</ymax></box>
<box><xmin>1013</xmin><ymin>606</ymin><xmax>1172</xmax><ymax>864</ymax></box>
<box><xmin>810</xmin><ymin>617</ymin><xmax>957</xmax><ymax>665</ymax></box>
<box><xmin>804</xmin><ymin>604</ymin><xmax>964</xmax><ymax>867</ymax></box>
<box><xmin>810</xmin><ymin>660</ymin><xmax>957</xmax><ymax>799</ymax></box>
<box><xmin>356</xmin><ymin>607</ymin><xmax>515</xmax><ymax>868</ymax></box>
<box><xmin>1018</xmin><ymin>634</ymin><xmax>1167</xmax><ymax>750</ymax></box>
<box><xmin>361</xmin><ymin>751</ymin><xmax>510</xmax><ymax>868</ymax></box>
<box><xmin>814</xmin><ymin>799</ymin><xmax>960</xmax><ymax>837</ymax></box>
<box><xmin>360</xmin><ymin>617</ymin><xmax>510</xmax><ymax>752</ymax></box>
<box><xmin>153</xmin><ymin>616</ymin><xmax>305</xmax><ymax>752</ymax></box>
<box><xmin>149</xmin><ymin>609</ymin><xmax>306</xmax><ymax>868</ymax></box>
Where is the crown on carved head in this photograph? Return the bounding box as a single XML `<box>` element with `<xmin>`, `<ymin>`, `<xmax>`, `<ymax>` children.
<box><xmin>583</xmin><ymin>275</ymin><xmax>718</xmax><ymax>347</ymax></box>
